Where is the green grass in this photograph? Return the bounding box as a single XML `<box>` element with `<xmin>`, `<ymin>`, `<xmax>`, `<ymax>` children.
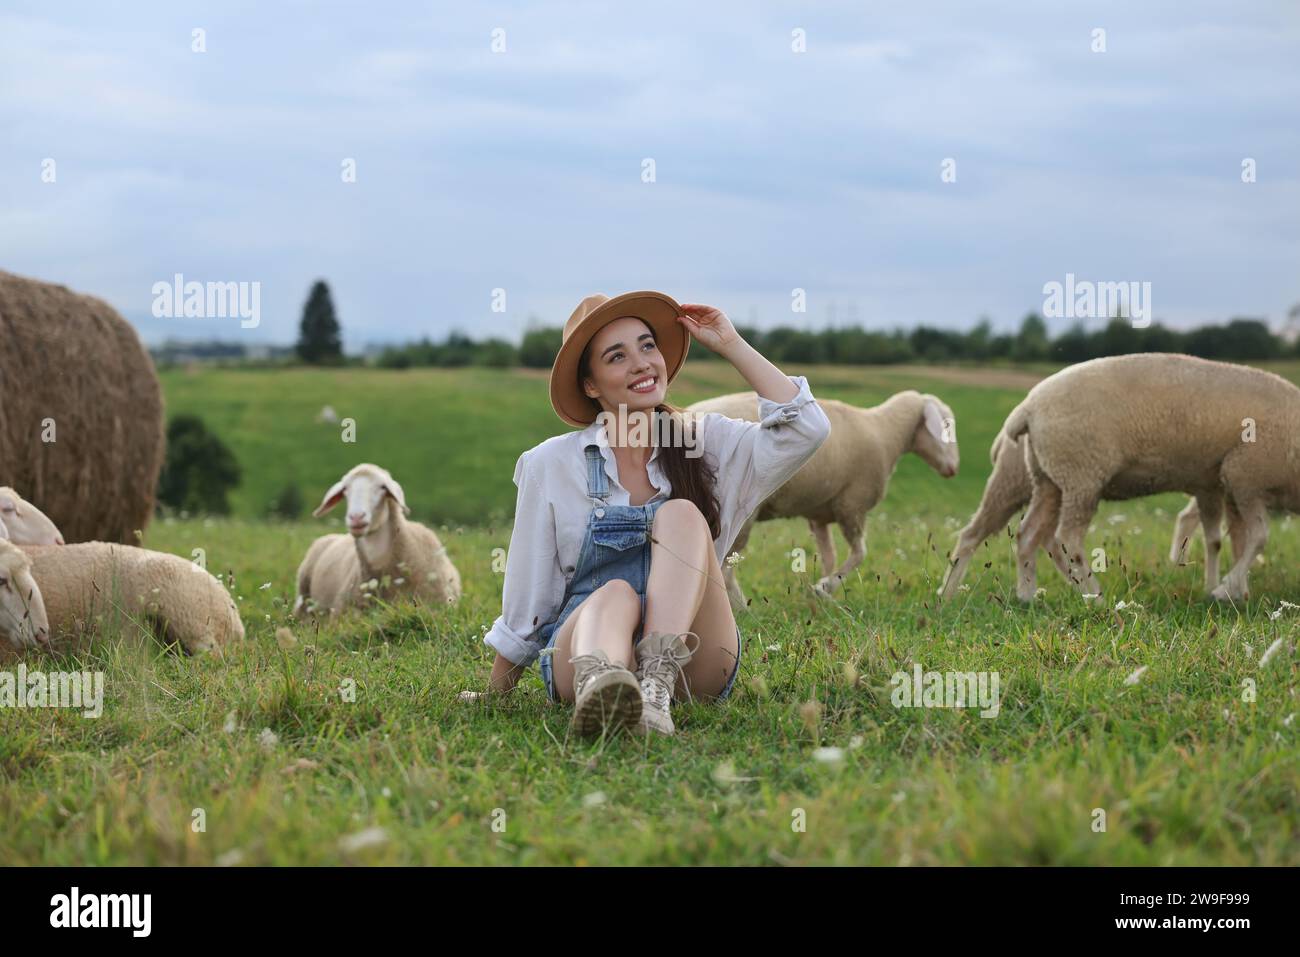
<box><xmin>1</xmin><ymin>363</ymin><xmax>1297</xmax><ymax>865</ymax></box>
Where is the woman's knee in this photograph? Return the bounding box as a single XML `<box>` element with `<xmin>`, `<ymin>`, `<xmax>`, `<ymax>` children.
<box><xmin>591</xmin><ymin>577</ymin><xmax>640</xmax><ymax>609</ymax></box>
<box><xmin>653</xmin><ymin>498</ymin><xmax>709</xmax><ymax>538</ymax></box>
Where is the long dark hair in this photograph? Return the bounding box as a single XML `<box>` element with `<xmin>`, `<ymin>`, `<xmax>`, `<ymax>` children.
<box><xmin>578</xmin><ymin>334</ymin><xmax>721</xmax><ymax>541</ymax></box>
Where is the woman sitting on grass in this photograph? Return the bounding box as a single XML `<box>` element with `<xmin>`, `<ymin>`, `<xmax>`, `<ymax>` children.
<box><xmin>475</xmin><ymin>291</ymin><xmax>832</xmax><ymax>737</ymax></box>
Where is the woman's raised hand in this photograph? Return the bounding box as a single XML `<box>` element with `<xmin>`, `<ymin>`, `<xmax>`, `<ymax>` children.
<box><xmin>677</xmin><ymin>303</ymin><xmax>743</xmax><ymax>355</ymax></box>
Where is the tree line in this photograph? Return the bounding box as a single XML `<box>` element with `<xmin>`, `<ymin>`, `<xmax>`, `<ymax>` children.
<box><xmin>373</xmin><ymin>314</ymin><xmax>1300</xmax><ymax>369</ymax></box>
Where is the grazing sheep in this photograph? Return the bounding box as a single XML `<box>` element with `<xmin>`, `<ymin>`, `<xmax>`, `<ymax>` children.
<box><xmin>686</xmin><ymin>390</ymin><xmax>959</xmax><ymax>611</ymax></box>
<box><xmin>293</xmin><ymin>463</ymin><xmax>462</xmax><ymax>616</ymax></box>
<box><xmin>0</xmin><ymin>270</ymin><xmax>165</xmax><ymax>544</ymax></box>
<box><xmin>938</xmin><ymin>433</ymin><xmax>1223</xmax><ymax>600</ymax></box>
<box><xmin>0</xmin><ymin>486</ymin><xmax>65</xmax><ymax>545</ymax></box>
<box><xmin>0</xmin><ymin>540</ymin><xmax>51</xmax><ymax>653</ymax></box>
<box><xmin>1003</xmin><ymin>353</ymin><xmax>1300</xmax><ymax>602</ymax></box>
<box><xmin>10</xmin><ymin>542</ymin><xmax>243</xmax><ymax>655</ymax></box>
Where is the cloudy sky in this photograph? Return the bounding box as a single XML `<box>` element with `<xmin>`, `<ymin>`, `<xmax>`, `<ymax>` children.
<box><xmin>2</xmin><ymin>1</ymin><xmax>1297</xmax><ymax>349</ymax></box>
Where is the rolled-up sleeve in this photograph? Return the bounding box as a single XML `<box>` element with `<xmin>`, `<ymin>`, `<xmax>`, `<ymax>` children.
<box><xmin>700</xmin><ymin>374</ymin><xmax>832</xmax><ymax>541</ymax></box>
<box><xmin>482</xmin><ymin>449</ymin><xmax>565</xmax><ymax>667</ymax></box>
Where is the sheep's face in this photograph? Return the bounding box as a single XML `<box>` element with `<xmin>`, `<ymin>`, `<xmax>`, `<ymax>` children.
<box><xmin>312</xmin><ymin>465</ymin><xmax>410</xmax><ymax>537</ymax></box>
<box><xmin>911</xmin><ymin>396</ymin><xmax>959</xmax><ymax>479</ymax></box>
<box><xmin>0</xmin><ymin>545</ymin><xmax>50</xmax><ymax>650</ymax></box>
<box><xmin>0</xmin><ymin>488</ymin><xmax>65</xmax><ymax>545</ymax></box>
<box><xmin>580</xmin><ymin>317</ymin><xmax>669</xmax><ymax>419</ymax></box>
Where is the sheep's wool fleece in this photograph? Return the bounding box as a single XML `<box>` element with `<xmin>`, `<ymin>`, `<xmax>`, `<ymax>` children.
<box><xmin>0</xmin><ymin>270</ymin><xmax>165</xmax><ymax>543</ymax></box>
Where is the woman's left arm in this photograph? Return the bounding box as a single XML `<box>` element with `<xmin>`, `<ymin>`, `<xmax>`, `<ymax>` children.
<box><xmin>676</xmin><ymin>304</ymin><xmax>832</xmax><ymax>525</ymax></box>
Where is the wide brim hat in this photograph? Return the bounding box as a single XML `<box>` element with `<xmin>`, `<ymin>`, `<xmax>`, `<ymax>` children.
<box><xmin>549</xmin><ymin>290</ymin><xmax>690</xmax><ymax>428</ymax></box>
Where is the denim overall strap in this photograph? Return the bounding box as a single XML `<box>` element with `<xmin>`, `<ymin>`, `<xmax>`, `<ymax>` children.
<box><xmin>583</xmin><ymin>444</ymin><xmax>611</xmax><ymax>505</ymax></box>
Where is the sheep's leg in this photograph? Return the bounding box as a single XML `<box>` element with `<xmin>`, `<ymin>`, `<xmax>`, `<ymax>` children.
<box><xmin>809</xmin><ymin>520</ymin><xmax>837</xmax><ymax>580</ymax></box>
<box><xmin>817</xmin><ymin>513</ymin><xmax>865</xmax><ymax>596</ymax></box>
<box><xmin>939</xmin><ymin>496</ymin><xmax>1026</xmax><ymax>601</ymax></box>
<box><xmin>722</xmin><ymin>518</ymin><xmax>754</xmax><ymax>614</ymax></box>
<box><xmin>1195</xmin><ymin>493</ymin><xmax>1225</xmax><ymax>593</ymax></box>
<box><xmin>1043</xmin><ymin>536</ymin><xmax>1074</xmax><ymax>581</ymax></box>
<box><xmin>1016</xmin><ymin>481</ymin><xmax>1061</xmax><ymax>602</ymax></box>
<box><xmin>1054</xmin><ymin>491</ymin><xmax>1102</xmax><ymax>598</ymax></box>
<box><xmin>1213</xmin><ymin>494</ymin><xmax>1267</xmax><ymax>602</ymax></box>
<box><xmin>1225</xmin><ymin>498</ymin><xmax>1245</xmax><ymax>564</ymax></box>
<box><xmin>1169</xmin><ymin>497</ymin><xmax>1201</xmax><ymax>564</ymax></box>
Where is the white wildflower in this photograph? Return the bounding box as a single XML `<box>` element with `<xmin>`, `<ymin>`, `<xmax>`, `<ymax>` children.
<box><xmin>1123</xmin><ymin>666</ymin><xmax>1147</xmax><ymax>686</ymax></box>
<box><xmin>581</xmin><ymin>791</ymin><xmax>607</xmax><ymax>808</ymax></box>
<box><xmin>258</xmin><ymin>728</ymin><xmax>279</xmax><ymax>750</ymax></box>
<box><xmin>338</xmin><ymin>827</ymin><xmax>389</xmax><ymax>853</ymax></box>
<box><xmin>725</xmin><ymin>551</ymin><xmax>745</xmax><ymax>567</ymax></box>
<box><xmin>1258</xmin><ymin>637</ymin><xmax>1285</xmax><ymax>669</ymax></box>
<box><xmin>811</xmin><ymin>746</ymin><xmax>845</xmax><ymax>766</ymax></box>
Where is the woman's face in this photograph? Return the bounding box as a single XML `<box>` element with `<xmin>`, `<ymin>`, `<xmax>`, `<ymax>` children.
<box><xmin>581</xmin><ymin>316</ymin><xmax>668</xmax><ymax>415</ymax></box>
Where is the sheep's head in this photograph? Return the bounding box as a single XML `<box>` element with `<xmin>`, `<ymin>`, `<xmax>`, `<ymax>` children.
<box><xmin>312</xmin><ymin>463</ymin><xmax>410</xmax><ymax>537</ymax></box>
<box><xmin>0</xmin><ymin>487</ymin><xmax>65</xmax><ymax>545</ymax></box>
<box><xmin>0</xmin><ymin>540</ymin><xmax>51</xmax><ymax>650</ymax></box>
<box><xmin>911</xmin><ymin>395</ymin><xmax>959</xmax><ymax>479</ymax></box>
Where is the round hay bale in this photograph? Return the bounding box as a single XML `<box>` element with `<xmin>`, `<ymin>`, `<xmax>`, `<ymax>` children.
<box><xmin>0</xmin><ymin>270</ymin><xmax>165</xmax><ymax>543</ymax></box>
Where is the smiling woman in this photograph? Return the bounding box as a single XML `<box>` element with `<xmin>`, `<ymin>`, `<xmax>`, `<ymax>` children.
<box><xmin>474</xmin><ymin>289</ymin><xmax>833</xmax><ymax>739</ymax></box>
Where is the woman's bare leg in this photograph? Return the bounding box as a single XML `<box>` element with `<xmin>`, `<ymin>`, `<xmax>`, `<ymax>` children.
<box><xmin>548</xmin><ymin>579</ymin><xmax>641</xmax><ymax>703</ymax></box>
<box><xmin>643</xmin><ymin>499</ymin><xmax>740</xmax><ymax>700</ymax></box>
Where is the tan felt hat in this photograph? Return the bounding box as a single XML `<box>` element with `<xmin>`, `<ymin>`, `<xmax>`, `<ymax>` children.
<box><xmin>549</xmin><ymin>290</ymin><xmax>690</xmax><ymax>427</ymax></box>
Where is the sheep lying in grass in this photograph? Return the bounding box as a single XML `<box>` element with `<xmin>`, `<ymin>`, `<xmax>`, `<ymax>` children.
<box><xmin>938</xmin><ymin>432</ymin><xmax>1224</xmax><ymax>600</ymax></box>
<box><xmin>3</xmin><ymin>541</ymin><xmax>243</xmax><ymax>655</ymax></box>
<box><xmin>293</xmin><ymin>463</ymin><xmax>462</xmax><ymax>616</ymax></box>
<box><xmin>686</xmin><ymin>390</ymin><xmax>958</xmax><ymax>612</ymax></box>
<box><xmin>0</xmin><ymin>486</ymin><xmax>65</xmax><ymax>544</ymax></box>
<box><xmin>0</xmin><ymin>540</ymin><xmax>51</xmax><ymax>652</ymax></box>
<box><xmin>1003</xmin><ymin>353</ymin><xmax>1300</xmax><ymax>602</ymax></box>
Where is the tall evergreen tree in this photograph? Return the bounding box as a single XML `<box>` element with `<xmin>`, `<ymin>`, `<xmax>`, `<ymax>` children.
<box><xmin>296</xmin><ymin>280</ymin><xmax>343</xmax><ymax>364</ymax></box>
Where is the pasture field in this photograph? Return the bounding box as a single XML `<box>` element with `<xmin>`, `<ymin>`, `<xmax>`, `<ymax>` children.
<box><xmin>1</xmin><ymin>363</ymin><xmax>1297</xmax><ymax>865</ymax></box>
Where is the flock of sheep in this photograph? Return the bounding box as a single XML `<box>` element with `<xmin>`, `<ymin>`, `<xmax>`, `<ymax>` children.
<box><xmin>0</xmin><ymin>464</ymin><xmax>461</xmax><ymax>659</ymax></box>
<box><xmin>0</xmin><ymin>352</ymin><xmax>1296</xmax><ymax>662</ymax></box>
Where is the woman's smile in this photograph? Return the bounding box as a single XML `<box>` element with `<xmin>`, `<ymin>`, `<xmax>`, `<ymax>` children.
<box><xmin>628</xmin><ymin>374</ymin><xmax>658</xmax><ymax>394</ymax></box>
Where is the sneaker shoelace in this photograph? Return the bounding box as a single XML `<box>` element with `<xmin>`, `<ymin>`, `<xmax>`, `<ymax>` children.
<box><xmin>639</xmin><ymin>631</ymin><xmax>701</xmax><ymax>708</ymax></box>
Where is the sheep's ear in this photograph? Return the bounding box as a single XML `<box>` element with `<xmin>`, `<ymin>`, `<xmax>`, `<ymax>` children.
<box><xmin>312</xmin><ymin>479</ymin><xmax>347</xmax><ymax>517</ymax></box>
<box><xmin>382</xmin><ymin>477</ymin><xmax>411</xmax><ymax>515</ymax></box>
<box><xmin>923</xmin><ymin>399</ymin><xmax>950</xmax><ymax>442</ymax></box>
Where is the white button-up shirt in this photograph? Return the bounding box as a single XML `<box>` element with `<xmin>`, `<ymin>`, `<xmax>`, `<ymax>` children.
<box><xmin>483</xmin><ymin>374</ymin><xmax>833</xmax><ymax>666</ymax></box>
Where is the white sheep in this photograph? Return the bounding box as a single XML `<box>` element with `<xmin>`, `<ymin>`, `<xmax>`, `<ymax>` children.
<box><xmin>686</xmin><ymin>390</ymin><xmax>959</xmax><ymax>611</ymax></box>
<box><xmin>938</xmin><ymin>432</ymin><xmax>1224</xmax><ymax>600</ymax></box>
<box><xmin>293</xmin><ymin>463</ymin><xmax>462</xmax><ymax>616</ymax></box>
<box><xmin>0</xmin><ymin>539</ymin><xmax>51</xmax><ymax>654</ymax></box>
<box><xmin>0</xmin><ymin>486</ymin><xmax>65</xmax><ymax>544</ymax></box>
<box><xmin>1003</xmin><ymin>353</ymin><xmax>1300</xmax><ymax>602</ymax></box>
<box><xmin>8</xmin><ymin>542</ymin><xmax>244</xmax><ymax>655</ymax></box>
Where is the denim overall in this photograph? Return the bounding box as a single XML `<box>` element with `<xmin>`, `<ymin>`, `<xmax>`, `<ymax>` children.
<box><xmin>536</xmin><ymin>443</ymin><xmax>742</xmax><ymax>702</ymax></box>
